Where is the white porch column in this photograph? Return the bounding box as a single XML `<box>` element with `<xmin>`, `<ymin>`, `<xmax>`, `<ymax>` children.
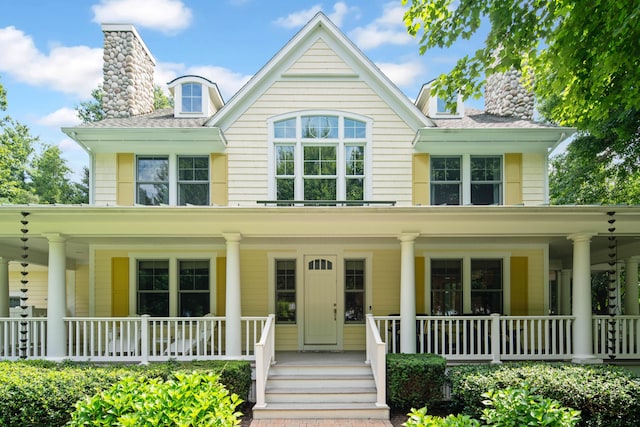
<box><xmin>624</xmin><ymin>257</ymin><xmax>639</xmax><ymax>315</ymax></box>
<box><xmin>568</xmin><ymin>233</ymin><xmax>600</xmax><ymax>363</ymax></box>
<box><xmin>224</xmin><ymin>233</ymin><xmax>242</xmax><ymax>357</ymax></box>
<box><xmin>399</xmin><ymin>233</ymin><xmax>419</xmax><ymax>354</ymax></box>
<box><xmin>560</xmin><ymin>269</ymin><xmax>572</xmax><ymax>315</ymax></box>
<box><xmin>45</xmin><ymin>234</ymin><xmax>67</xmax><ymax>360</ymax></box>
<box><xmin>0</xmin><ymin>258</ymin><xmax>9</xmax><ymax>318</ymax></box>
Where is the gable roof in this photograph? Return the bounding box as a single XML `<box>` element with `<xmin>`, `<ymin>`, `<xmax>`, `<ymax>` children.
<box><xmin>205</xmin><ymin>12</ymin><xmax>434</xmax><ymax>131</ymax></box>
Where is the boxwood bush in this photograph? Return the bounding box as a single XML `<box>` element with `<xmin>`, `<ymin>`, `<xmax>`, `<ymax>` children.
<box><xmin>447</xmin><ymin>362</ymin><xmax>640</xmax><ymax>427</ymax></box>
<box><xmin>0</xmin><ymin>360</ymin><xmax>251</xmax><ymax>427</ymax></box>
<box><xmin>387</xmin><ymin>353</ymin><xmax>447</xmax><ymax>410</ymax></box>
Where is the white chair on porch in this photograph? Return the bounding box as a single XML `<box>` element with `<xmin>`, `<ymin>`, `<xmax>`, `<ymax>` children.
<box><xmin>165</xmin><ymin>318</ymin><xmax>214</xmax><ymax>356</ymax></box>
<box><xmin>105</xmin><ymin>327</ymin><xmax>140</xmax><ymax>356</ymax></box>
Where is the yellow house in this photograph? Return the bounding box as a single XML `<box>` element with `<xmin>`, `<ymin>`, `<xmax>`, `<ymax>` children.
<box><xmin>1</xmin><ymin>12</ymin><xmax>640</xmax><ymax>420</ymax></box>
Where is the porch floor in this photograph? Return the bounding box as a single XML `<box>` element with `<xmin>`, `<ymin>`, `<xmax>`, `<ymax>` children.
<box><xmin>273</xmin><ymin>351</ymin><xmax>367</xmax><ymax>365</ymax></box>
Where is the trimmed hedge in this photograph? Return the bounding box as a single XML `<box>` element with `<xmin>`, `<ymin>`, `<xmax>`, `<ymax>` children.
<box><xmin>387</xmin><ymin>353</ymin><xmax>447</xmax><ymax>410</ymax></box>
<box><xmin>0</xmin><ymin>360</ymin><xmax>251</xmax><ymax>427</ymax></box>
<box><xmin>447</xmin><ymin>362</ymin><xmax>640</xmax><ymax>427</ymax></box>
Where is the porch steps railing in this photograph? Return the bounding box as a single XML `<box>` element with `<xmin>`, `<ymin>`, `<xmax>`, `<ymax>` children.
<box><xmin>252</xmin><ymin>353</ymin><xmax>389</xmax><ymax>420</ymax></box>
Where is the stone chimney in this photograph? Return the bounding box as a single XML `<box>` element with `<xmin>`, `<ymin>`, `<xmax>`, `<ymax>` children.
<box><xmin>484</xmin><ymin>68</ymin><xmax>534</xmax><ymax>120</ymax></box>
<box><xmin>101</xmin><ymin>24</ymin><xmax>156</xmax><ymax>118</ymax></box>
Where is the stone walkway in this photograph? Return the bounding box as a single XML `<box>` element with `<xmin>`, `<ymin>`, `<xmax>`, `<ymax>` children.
<box><xmin>249</xmin><ymin>419</ymin><xmax>394</xmax><ymax>427</ymax></box>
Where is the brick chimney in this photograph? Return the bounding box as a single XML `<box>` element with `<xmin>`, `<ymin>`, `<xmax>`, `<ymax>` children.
<box><xmin>484</xmin><ymin>68</ymin><xmax>534</xmax><ymax>120</ymax></box>
<box><xmin>101</xmin><ymin>24</ymin><xmax>156</xmax><ymax>118</ymax></box>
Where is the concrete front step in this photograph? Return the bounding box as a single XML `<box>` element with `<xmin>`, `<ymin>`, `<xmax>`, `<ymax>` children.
<box><xmin>252</xmin><ymin>402</ymin><xmax>390</xmax><ymax>420</ymax></box>
<box><xmin>265</xmin><ymin>386</ymin><xmax>377</xmax><ymax>403</ymax></box>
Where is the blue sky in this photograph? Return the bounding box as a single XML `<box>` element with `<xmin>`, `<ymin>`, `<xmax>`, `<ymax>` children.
<box><xmin>0</xmin><ymin>0</ymin><xmax>487</xmax><ymax>179</ymax></box>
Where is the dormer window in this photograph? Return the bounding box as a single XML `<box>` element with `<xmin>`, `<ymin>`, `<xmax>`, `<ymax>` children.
<box><xmin>181</xmin><ymin>83</ymin><xmax>202</xmax><ymax>113</ymax></box>
<box><xmin>415</xmin><ymin>81</ymin><xmax>464</xmax><ymax>118</ymax></box>
<box><xmin>167</xmin><ymin>75</ymin><xmax>225</xmax><ymax>118</ymax></box>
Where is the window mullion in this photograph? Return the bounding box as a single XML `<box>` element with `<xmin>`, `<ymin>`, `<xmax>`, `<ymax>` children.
<box><xmin>168</xmin><ymin>155</ymin><xmax>177</xmax><ymax>206</ymax></box>
<box><xmin>462</xmin><ymin>154</ymin><xmax>471</xmax><ymax>205</ymax></box>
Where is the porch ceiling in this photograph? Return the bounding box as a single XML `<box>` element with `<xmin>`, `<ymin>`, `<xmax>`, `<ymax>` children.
<box><xmin>0</xmin><ymin>205</ymin><xmax>638</xmax><ymax>268</ymax></box>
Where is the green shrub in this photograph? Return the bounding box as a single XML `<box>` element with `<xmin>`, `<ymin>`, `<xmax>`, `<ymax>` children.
<box><xmin>0</xmin><ymin>360</ymin><xmax>251</xmax><ymax>426</ymax></box>
<box><xmin>404</xmin><ymin>407</ymin><xmax>481</xmax><ymax>426</ymax></box>
<box><xmin>387</xmin><ymin>353</ymin><xmax>446</xmax><ymax>410</ymax></box>
<box><xmin>68</xmin><ymin>371</ymin><xmax>242</xmax><ymax>426</ymax></box>
<box><xmin>480</xmin><ymin>386</ymin><xmax>580</xmax><ymax>426</ymax></box>
<box><xmin>448</xmin><ymin>363</ymin><xmax>640</xmax><ymax>427</ymax></box>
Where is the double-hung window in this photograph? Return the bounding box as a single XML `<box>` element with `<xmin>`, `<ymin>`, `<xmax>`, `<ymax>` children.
<box><xmin>429</xmin><ymin>258</ymin><xmax>504</xmax><ymax>315</ymax></box>
<box><xmin>137</xmin><ymin>157</ymin><xmax>169</xmax><ymax>205</ymax></box>
<box><xmin>430</xmin><ymin>155</ymin><xmax>503</xmax><ymax>205</ymax></box>
<box><xmin>136</xmin><ymin>258</ymin><xmax>211</xmax><ymax>317</ymax></box>
<box><xmin>136</xmin><ymin>155</ymin><xmax>209</xmax><ymax>206</ymax></box>
<box><xmin>271</xmin><ymin>113</ymin><xmax>369</xmax><ymax>201</ymax></box>
<box><xmin>178</xmin><ymin>156</ymin><xmax>209</xmax><ymax>205</ymax></box>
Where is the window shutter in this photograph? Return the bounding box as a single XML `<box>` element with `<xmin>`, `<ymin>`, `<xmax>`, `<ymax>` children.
<box><xmin>510</xmin><ymin>256</ymin><xmax>528</xmax><ymax>315</ymax></box>
<box><xmin>210</xmin><ymin>153</ymin><xmax>228</xmax><ymax>206</ymax></box>
<box><xmin>216</xmin><ymin>257</ymin><xmax>226</xmax><ymax>316</ymax></box>
<box><xmin>415</xmin><ymin>256</ymin><xmax>425</xmax><ymax>314</ymax></box>
<box><xmin>111</xmin><ymin>257</ymin><xmax>129</xmax><ymax>316</ymax></box>
<box><xmin>412</xmin><ymin>153</ymin><xmax>430</xmax><ymax>205</ymax></box>
<box><xmin>504</xmin><ymin>153</ymin><xmax>523</xmax><ymax>205</ymax></box>
<box><xmin>116</xmin><ymin>153</ymin><xmax>134</xmax><ymax>206</ymax></box>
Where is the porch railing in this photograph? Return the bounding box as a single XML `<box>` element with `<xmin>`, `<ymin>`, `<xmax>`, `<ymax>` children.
<box><xmin>375</xmin><ymin>314</ymin><xmax>576</xmax><ymax>362</ymax></box>
<box><xmin>593</xmin><ymin>315</ymin><xmax>640</xmax><ymax>359</ymax></box>
<box><xmin>0</xmin><ymin>317</ymin><xmax>47</xmax><ymax>360</ymax></box>
<box><xmin>254</xmin><ymin>314</ymin><xmax>276</xmax><ymax>409</ymax></box>
<box><xmin>65</xmin><ymin>315</ymin><xmax>268</xmax><ymax>362</ymax></box>
<box><xmin>365</xmin><ymin>314</ymin><xmax>387</xmax><ymax>408</ymax></box>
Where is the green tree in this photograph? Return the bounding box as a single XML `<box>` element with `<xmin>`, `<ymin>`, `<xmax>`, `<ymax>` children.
<box><xmin>30</xmin><ymin>144</ymin><xmax>83</xmax><ymax>204</ymax></box>
<box><xmin>0</xmin><ymin>116</ymin><xmax>38</xmax><ymax>203</ymax></box>
<box><xmin>402</xmin><ymin>0</ymin><xmax>640</xmax><ymax>137</ymax></box>
<box><xmin>76</xmin><ymin>85</ymin><xmax>173</xmax><ymax>124</ymax></box>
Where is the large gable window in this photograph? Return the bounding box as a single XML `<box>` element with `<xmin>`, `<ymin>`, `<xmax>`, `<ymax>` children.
<box><xmin>271</xmin><ymin>112</ymin><xmax>370</xmax><ymax>201</ymax></box>
<box><xmin>181</xmin><ymin>83</ymin><xmax>202</xmax><ymax>113</ymax></box>
<box><xmin>430</xmin><ymin>155</ymin><xmax>503</xmax><ymax>205</ymax></box>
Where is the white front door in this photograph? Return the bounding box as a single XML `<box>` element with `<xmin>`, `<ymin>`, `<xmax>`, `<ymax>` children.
<box><xmin>304</xmin><ymin>256</ymin><xmax>338</xmax><ymax>346</ymax></box>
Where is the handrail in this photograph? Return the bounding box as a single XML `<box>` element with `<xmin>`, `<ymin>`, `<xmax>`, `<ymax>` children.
<box><xmin>254</xmin><ymin>314</ymin><xmax>276</xmax><ymax>408</ymax></box>
<box><xmin>257</xmin><ymin>200</ymin><xmax>396</xmax><ymax>206</ymax></box>
<box><xmin>365</xmin><ymin>314</ymin><xmax>387</xmax><ymax>408</ymax></box>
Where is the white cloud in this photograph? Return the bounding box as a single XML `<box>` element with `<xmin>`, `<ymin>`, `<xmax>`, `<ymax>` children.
<box><xmin>349</xmin><ymin>2</ymin><xmax>413</xmax><ymax>49</ymax></box>
<box><xmin>0</xmin><ymin>26</ymin><xmax>102</xmax><ymax>98</ymax></box>
<box><xmin>376</xmin><ymin>60</ymin><xmax>425</xmax><ymax>88</ymax></box>
<box><xmin>155</xmin><ymin>62</ymin><xmax>252</xmax><ymax>101</ymax></box>
<box><xmin>92</xmin><ymin>0</ymin><xmax>192</xmax><ymax>34</ymax></box>
<box><xmin>37</xmin><ymin>107</ymin><xmax>81</xmax><ymax>127</ymax></box>
<box><xmin>58</xmin><ymin>137</ymin><xmax>85</xmax><ymax>152</ymax></box>
<box><xmin>273</xmin><ymin>2</ymin><xmax>358</xmax><ymax>29</ymax></box>
<box><xmin>273</xmin><ymin>4</ymin><xmax>322</xmax><ymax>28</ymax></box>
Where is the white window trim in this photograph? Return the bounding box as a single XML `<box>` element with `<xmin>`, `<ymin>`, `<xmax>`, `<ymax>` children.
<box><xmin>268</xmin><ymin>111</ymin><xmax>373</xmax><ymax>201</ymax></box>
<box><xmin>431</xmin><ymin>154</ymin><xmax>504</xmax><ymax>205</ymax></box>
<box><xmin>128</xmin><ymin>252</ymin><xmax>217</xmax><ymax>317</ymax></box>
<box><xmin>424</xmin><ymin>252</ymin><xmax>511</xmax><ymax>315</ymax></box>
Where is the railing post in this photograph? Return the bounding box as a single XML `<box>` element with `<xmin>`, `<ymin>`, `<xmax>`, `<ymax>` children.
<box><xmin>140</xmin><ymin>315</ymin><xmax>149</xmax><ymax>365</ymax></box>
<box><xmin>491</xmin><ymin>313</ymin><xmax>501</xmax><ymax>364</ymax></box>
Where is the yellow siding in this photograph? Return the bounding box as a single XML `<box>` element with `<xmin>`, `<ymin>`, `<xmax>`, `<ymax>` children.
<box><xmin>512</xmin><ymin>249</ymin><xmax>546</xmax><ymax>314</ymax></box>
<box><xmin>522</xmin><ymin>153</ymin><xmax>546</xmax><ymax>205</ymax></box>
<box><xmin>240</xmin><ymin>250</ymin><xmax>269</xmax><ymax>316</ymax></box>
<box><xmin>116</xmin><ymin>153</ymin><xmax>134</xmax><ymax>206</ymax></box>
<box><xmin>74</xmin><ymin>264</ymin><xmax>90</xmax><ymax>316</ymax></box>
<box><xmin>275</xmin><ymin>326</ymin><xmax>299</xmax><ymax>350</ymax></box>
<box><xmin>211</xmin><ymin>154</ymin><xmax>228</xmax><ymax>206</ymax></box>
<box><xmin>505</xmin><ymin>153</ymin><xmax>523</xmax><ymax>205</ymax></box>
<box><xmin>413</xmin><ymin>154</ymin><xmax>430</xmax><ymax>205</ymax></box>
<box><xmin>285</xmin><ymin>38</ymin><xmax>354</xmax><ymax>75</ymax></box>
<box><xmin>216</xmin><ymin>257</ymin><xmax>226</xmax><ymax>316</ymax></box>
<box><xmin>9</xmin><ymin>264</ymin><xmax>48</xmax><ymax>309</ymax></box>
<box><xmin>111</xmin><ymin>258</ymin><xmax>129</xmax><ymax>316</ymax></box>
<box><xmin>343</xmin><ymin>325</ymin><xmax>365</xmax><ymax>350</ymax></box>
<box><xmin>371</xmin><ymin>250</ymin><xmax>401</xmax><ymax>315</ymax></box>
<box><xmin>510</xmin><ymin>256</ymin><xmax>528</xmax><ymax>315</ymax></box>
